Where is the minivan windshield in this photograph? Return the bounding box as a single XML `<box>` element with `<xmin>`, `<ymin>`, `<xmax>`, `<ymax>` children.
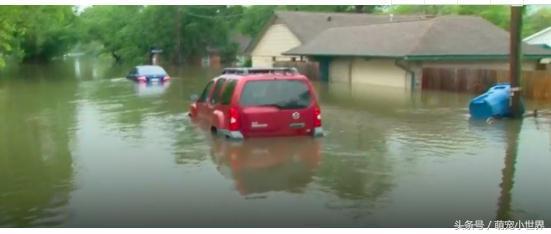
<box><xmin>239</xmin><ymin>80</ymin><xmax>311</xmax><ymax>109</ymax></box>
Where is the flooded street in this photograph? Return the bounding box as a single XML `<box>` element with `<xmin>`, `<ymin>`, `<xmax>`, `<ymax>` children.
<box><xmin>1</xmin><ymin>59</ymin><xmax>550</xmax><ymax>227</ymax></box>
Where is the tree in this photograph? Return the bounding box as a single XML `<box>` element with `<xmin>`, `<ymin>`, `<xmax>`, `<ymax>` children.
<box><xmin>238</xmin><ymin>6</ymin><xmax>276</xmax><ymax>38</ymax></box>
<box><xmin>388</xmin><ymin>5</ymin><xmax>510</xmax><ymax>30</ymax></box>
<box><xmin>0</xmin><ymin>6</ymin><xmax>79</xmax><ymax>67</ymax></box>
<box><xmin>524</xmin><ymin>7</ymin><xmax>551</xmax><ymax>37</ymax></box>
<box><xmin>78</xmin><ymin>6</ymin><xmax>143</xmax><ymax>64</ymax></box>
<box><xmin>18</xmin><ymin>6</ymin><xmax>79</xmax><ymax>62</ymax></box>
<box><xmin>78</xmin><ymin>6</ymin><xmax>240</xmax><ymax>65</ymax></box>
<box><xmin>0</xmin><ymin>7</ymin><xmax>22</xmax><ymax>69</ymax></box>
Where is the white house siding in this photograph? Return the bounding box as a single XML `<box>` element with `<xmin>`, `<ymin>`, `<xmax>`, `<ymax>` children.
<box><xmin>251</xmin><ymin>24</ymin><xmax>302</xmax><ymax>67</ymax></box>
<box><xmin>350</xmin><ymin>58</ymin><xmax>408</xmax><ymax>88</ymax></box>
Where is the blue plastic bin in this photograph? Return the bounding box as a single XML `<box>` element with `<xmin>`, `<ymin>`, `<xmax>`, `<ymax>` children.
<box><xmin>469</xmin><ymin>84</ymin><xmax>524</xmax><ymax>119</ymax></box>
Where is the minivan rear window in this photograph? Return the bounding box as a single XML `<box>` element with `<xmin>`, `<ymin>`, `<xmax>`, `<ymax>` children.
<box><xmin>239</xmin><ymin>80</ymin><xmax>311</xmax><ymax>109</ymax></box>
<box><xmin>138</xmin><ymin>66</ymin><xmax>167</xmax><ymax>75</ymax></box>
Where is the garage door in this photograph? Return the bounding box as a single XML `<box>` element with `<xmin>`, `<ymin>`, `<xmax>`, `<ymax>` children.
<box><xmin>350</xmin><ymin>58</ymin><xmax>407</xmax><ymax>88</ymax></box>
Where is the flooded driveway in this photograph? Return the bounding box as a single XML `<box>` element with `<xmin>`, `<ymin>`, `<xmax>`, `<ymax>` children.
<box><xmin>1</xmin><ymin>59</ymin><xmax>550</xmax><ymax>227</ymax></box>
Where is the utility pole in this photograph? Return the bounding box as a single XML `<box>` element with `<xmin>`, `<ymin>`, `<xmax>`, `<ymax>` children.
<box><xmin>509</xmin><ymin>6</ymin><xmax>524</xmax><ymax>118</ymax></box>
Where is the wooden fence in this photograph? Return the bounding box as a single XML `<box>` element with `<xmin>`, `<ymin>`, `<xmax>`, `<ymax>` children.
<box><xmin>273</xmin><ymin>61</ymin><xmax>320</xmax><ymax>81</ymax></box>
<box><xmin>422</xmin><ymin>67</ymin><xmax>551</xmax><ymax>100</ymax></box>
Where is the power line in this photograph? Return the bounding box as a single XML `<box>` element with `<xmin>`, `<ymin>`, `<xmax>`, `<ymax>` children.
<box><xmin>182</xmin><ymin>11</ymin><xmax>244</xmax><ymax>20</ymax></box>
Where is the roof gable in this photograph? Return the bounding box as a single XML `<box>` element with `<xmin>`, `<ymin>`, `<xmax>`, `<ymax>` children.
<box><xmin>523</xmin><ymin>26</ymin><xmax>551</xmax><ymax>46</ymax></box>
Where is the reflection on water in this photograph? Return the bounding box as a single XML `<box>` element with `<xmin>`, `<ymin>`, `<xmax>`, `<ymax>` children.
<box><xmin>0</xmin><ymin>58</ymin><xmax>550</xmax><ymax>227</ymax></box>
<box><xmin>134</xmin><ymin>81</ymin><xmax>171</xmax><ymax>97</ymax></box>
<box><xmin>210</xmin><ymin>137</ymin><xmax>320</xmax><ymax>196</ymax></box>
<box><xmin>0</xmin><ymin>64</ymin><xmax>77</xmax><ymax>227</ymax></box>
<box><xmin>496</xmin><ymin>119</ymin><xmax>522</xmax><ymax>221</ymax></box>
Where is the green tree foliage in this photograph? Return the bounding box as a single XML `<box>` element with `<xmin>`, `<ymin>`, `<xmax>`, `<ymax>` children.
<box><xmin>237</xmin><ymin>6</ymin><xmax>276</xmax><ymax>38</ymax></box>
<box><xmin>389</xmin><ymin>5</ymin><xmax>551</xmax><ymax>37</ymax></box>
<box><xmin>78</xmin><ymin>6</ymin><xmax>143</xmax><ymax>63</ymax></box>
<box><xmin>388</xmin><ymin>5</ymin><xmax>510</xmax><ymax>29</ymax></box>
<box><xmin>283</xmin><ymin>5</ymin><xmax>383</xmax><ymax>13</ymax></box>
<box><xmin>0</xmin><ymin>7</ymin><xmax>20</xmax><ymax>68</ymax></box>
<box><xmin>524</xmin><ymin>7</ymin><xmax>551</xmax><ymax>37</ymax></box>
<box><xmin>18</xmin><ymin>6</ymin><xmax>79</xmax><ymax>62</ymax></box>
<box><xmin>78</xmin><ymin>5</ymin><xmax>241</xmax><ymax>65</ymax></box>
<box><xmin>0</xmin><ymin>6</ymin><xmax>78</xmax><ymax>67</ymax></box>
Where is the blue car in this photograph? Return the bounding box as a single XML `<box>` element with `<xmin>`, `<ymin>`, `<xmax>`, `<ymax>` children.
<box><xmin>126</xmin><ymin>65</ymin><xmax>171</xmax><ymax>82</ymax></box>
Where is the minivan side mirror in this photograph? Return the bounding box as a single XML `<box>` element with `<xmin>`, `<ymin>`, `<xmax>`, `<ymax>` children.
<box><xmin>190</xmin><ymin>94</ymin><xmax>199</xmax><ymax>102</ymax></box>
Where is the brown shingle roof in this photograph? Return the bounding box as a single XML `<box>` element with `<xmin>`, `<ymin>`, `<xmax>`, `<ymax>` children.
<box><xmin>273</xmin><ymin>11</ymin><xmax>427</xmax><ymax>43</ymax></box>
<box><xmin>285</xmin><ymin>15</ymin><xmax>551</xmax><ymax>59</ymax></box>
<box><xmin>246</xmin><ymin>11</ymin><xmax>427</xmax><ymax>54</ymax></box>
<box><xmin>230</xmin><ymin>32</ymin><xmax>252</xmax><ymax>54</ymax></box>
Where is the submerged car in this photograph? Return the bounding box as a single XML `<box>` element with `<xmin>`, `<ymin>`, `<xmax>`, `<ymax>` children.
<box><xmin>188</xmin><ymin>67</ymin><xmax>324</xmax><ymax>140</ymax></box>
<box><xmin>126</xmin><ymin>65</ymin><xmax>171</xmax><ymax>82</ymax></box>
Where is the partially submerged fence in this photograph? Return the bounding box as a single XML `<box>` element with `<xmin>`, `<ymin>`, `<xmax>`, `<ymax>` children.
<box><xmin>422</xmin><ymin>68</ymin><xmax>551</xmax><ymax>100</ymax></box>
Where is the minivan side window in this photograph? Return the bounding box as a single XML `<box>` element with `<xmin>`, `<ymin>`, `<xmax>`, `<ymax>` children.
<box><xmin>220</xmin><ymin>80</ymin><xmax>237</xmax><ymax>105</ymax></box>
<box><xmin>198</xmin><ymin>81</ymin><xmax>214</xmax><ymax>103</ymax></box>
<box><xmin>210</xmin><ymin>78</ymin><xmax>226</xmax><ymax>104</ymax></box>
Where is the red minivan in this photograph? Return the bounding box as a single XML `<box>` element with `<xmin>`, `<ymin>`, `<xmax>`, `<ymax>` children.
<box><xmin>188</xmin><ymin>67</ymin><xmax>324</xmax><ymax>140</ymax></box>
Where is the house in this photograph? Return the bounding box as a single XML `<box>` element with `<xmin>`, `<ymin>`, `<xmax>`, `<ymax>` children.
<box><xmin>524</xmin><ymin>26</ymin><xmax>551</xmax><ymax>48</ymax></box>
<box><xmin>246</xmin><ymin>11</ymin><xmax>426</xmax><ymax>67</ymax></box>
<box><xmin>284</xmin><ymin>15</ymin><xmax>551</xmax><ymax>89</ymax></box>
<box><xmin>524</xmin><ymin>26</ymin><xmax>551</xmax><ymax>69</ymax></box>
<box><xmin>231</xmin><ymin>33</ymin><xmax>252</xmax><ymax>66</ymax></box>
<box><xmin>201</xmin><ymin>33</ymin><xmax>252</xmax><ymax>68</ymax></box>
<box><xmin>201</xmin><ymin>46</ymin><xmax>222</xmax><ymax>68</ymax></box>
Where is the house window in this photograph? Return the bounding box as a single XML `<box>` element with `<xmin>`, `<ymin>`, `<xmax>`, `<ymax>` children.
<box><xmin>291</xmin><ymin>57</ymin><xmax>296</xmax><ymax>62</ymax></box>
<box><xmin>272</xmin><ymin>57</ymin><xmax>276</xmax><ymax>62</ymax></box>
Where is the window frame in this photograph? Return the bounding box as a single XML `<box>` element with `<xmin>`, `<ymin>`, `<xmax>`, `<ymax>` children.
<box><xmin>209</xmin><ymin>78</ymin><xmax>226</xmax><ymax>105</ymax></box>
<box><xmin>238</xmin><ymin>79</ymin><xmax>312</xmax><ymax>108</ymax></box>
<box><xmin>220</xmin><ymin>79</ymin><xmax>237</xmax><ymax>105</ymax></box>
<box><xmin>197</xmin><ymin>80</ymin><xmax>215</xmax><ymax>103</ymax></box>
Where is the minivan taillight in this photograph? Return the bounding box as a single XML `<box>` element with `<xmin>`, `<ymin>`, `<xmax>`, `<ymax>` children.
<box><xmin>314</xmin><ymin>106</ymin><xmax>322</xmax><ymax>127</ymax></box>
<box><xmin>228</xmin><ymin>107</ymin><xmax>240</xmax><ymax>131</ymax></box>
<box><xmin>163</xmin><ymin>75</ymin><xmax>171</xmax><ymax>80</ymax></box>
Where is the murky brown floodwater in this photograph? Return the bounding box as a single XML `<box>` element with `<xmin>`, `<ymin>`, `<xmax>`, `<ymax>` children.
<box><xmin>1</xmin><ymin>58</ymin><xmax>550</xmax><ymax>227</ymax></box>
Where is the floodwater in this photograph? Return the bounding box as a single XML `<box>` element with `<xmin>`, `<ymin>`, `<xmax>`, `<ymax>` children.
<box><xmin>1</xmin><ymin>58</ymin><xmax>550</xmax><ymax>227</ymax></box>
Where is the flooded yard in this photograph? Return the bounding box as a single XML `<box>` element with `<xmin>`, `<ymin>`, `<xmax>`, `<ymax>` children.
<box><xmin>1</xmin><ymin>59</ymin><xmax>550</xmax><ymax>227</ymax></box>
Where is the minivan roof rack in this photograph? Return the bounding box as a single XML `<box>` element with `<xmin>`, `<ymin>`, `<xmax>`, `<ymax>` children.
<box><xmin>222</xmin><ymin>67</ymin><xmax>298</xmax><ymax>75</ymax></box>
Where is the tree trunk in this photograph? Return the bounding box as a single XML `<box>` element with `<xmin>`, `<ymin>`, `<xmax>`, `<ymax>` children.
<box><xmin>111</xmin><ymin>51</ymin><xmax>121</xmax><ymax>63</ymax></box>
<box><xmin>173</xmin><ymin>6</ymin><xmax>183</xmax><ymax>65</ymax></box>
